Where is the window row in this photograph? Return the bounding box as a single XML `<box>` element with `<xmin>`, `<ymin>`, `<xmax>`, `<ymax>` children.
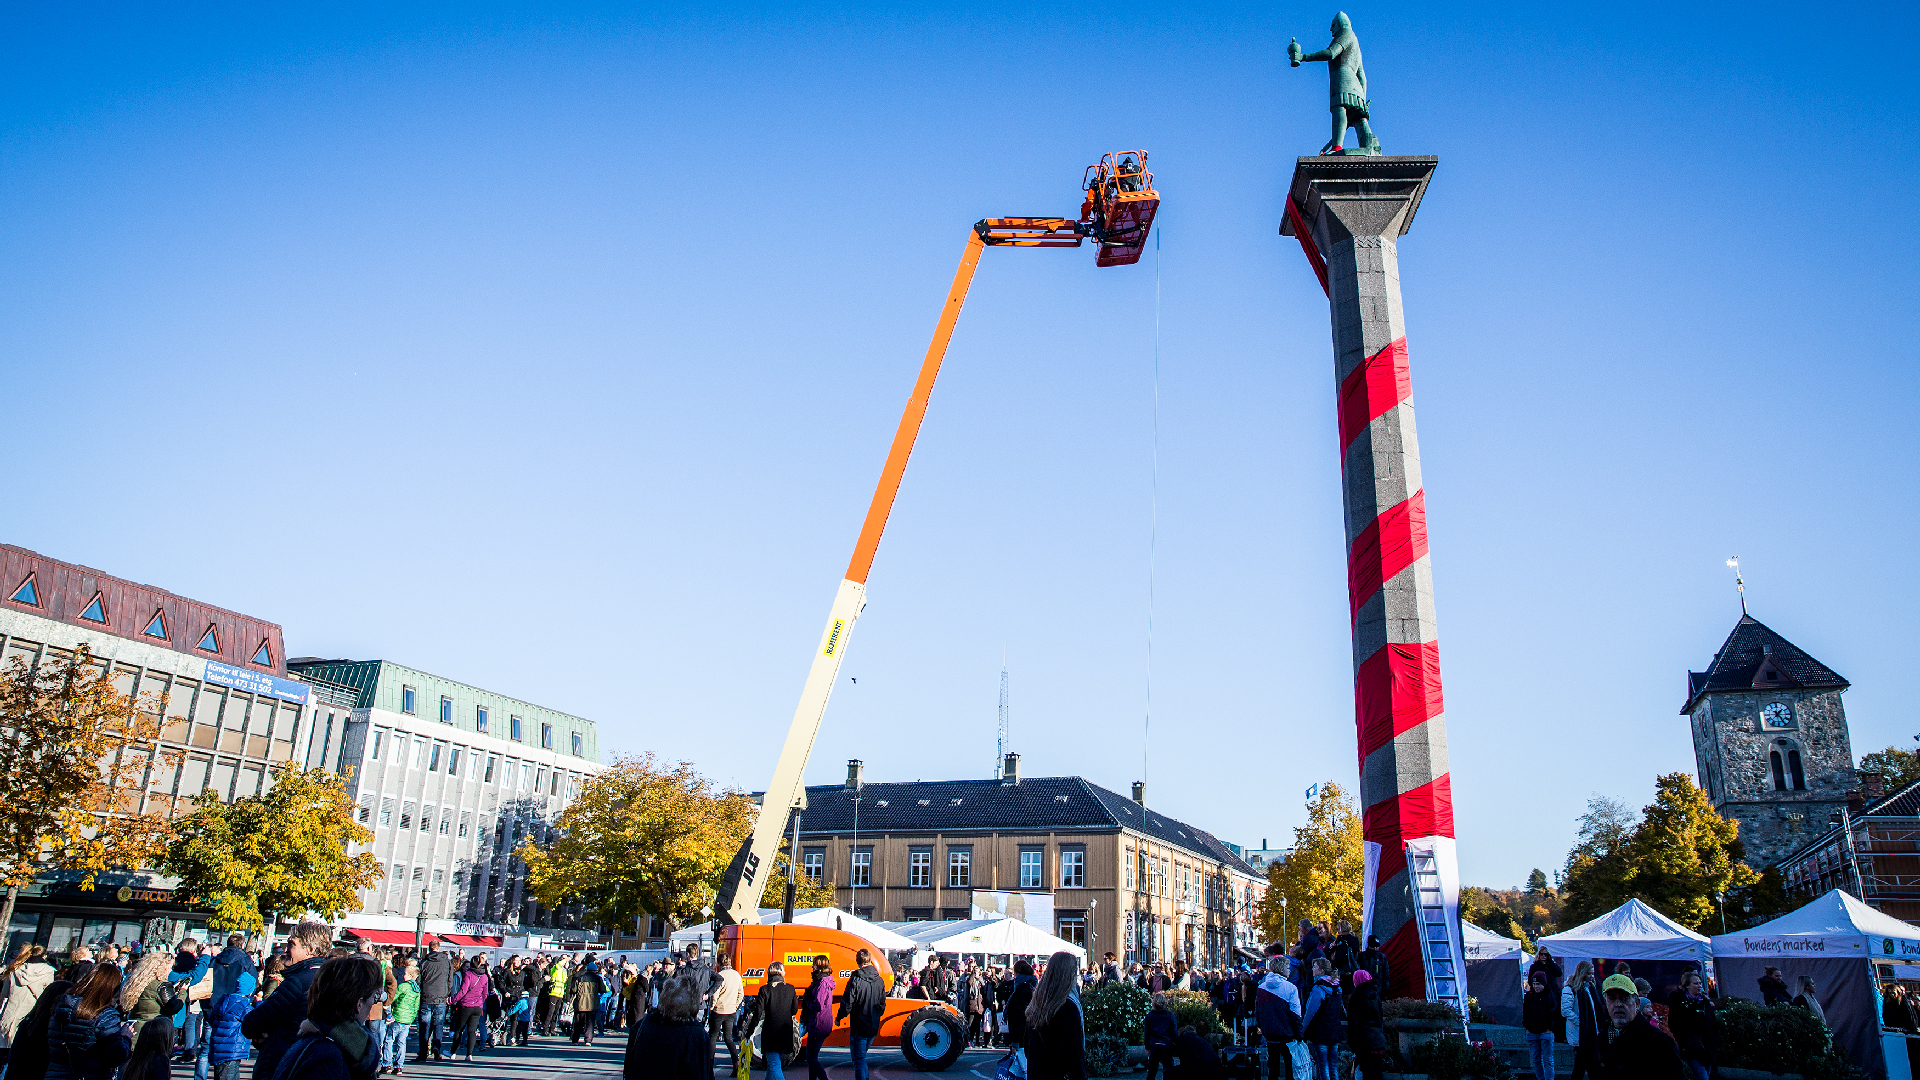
<box><xmin>4</xmin><ymin>575</ymin><xmax>274</xmax><ymax>666</ymax></box>
<box><xmin>361</xmin><ymin>797</ymin><xmax>477</xmax><ymax>839</ymax></box>
<box><xmin>367</xmin><ymin>727</ymin><xmax>585</xmax><ymax>800</ymax></box>
<box><xmin>811</xmin><ymin>844</ymin><xmax>1083</xmax><ymax>889</ymax></box>
<box><xmin>1126</xmin><ymin>847</ymin><xmax>1236</xmax><ymax>908</ymax></box>
<box><xmin>396</xmin><ymin>685</ymin><xmax>587</xmax><ymax>755</ymax></box>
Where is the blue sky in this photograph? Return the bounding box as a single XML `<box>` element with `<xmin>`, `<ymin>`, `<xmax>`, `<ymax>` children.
<box><xmin>4</xmin><ymin>2</ymin><xmax>1916</xmax><ymax>888</ymax></box>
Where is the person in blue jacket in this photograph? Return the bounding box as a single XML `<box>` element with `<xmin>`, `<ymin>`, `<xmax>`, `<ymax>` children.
<box><xmin>242</xmin><ymin>923</ymin><xmax>331</xmax><ymax>1080</ymax></box>
<box><xmin>208</xmin><ymin>971</ymin><xmax>257</xmax><ymax>1080</ymax></box>
<box><xmin>1301</xmin><ymin>959</ymin><xmax>1346</xmax><ymax>1080</ymax></box>
<box><xmin>1254</xmin><ymin>956</ymin><xmax>1303</xmax><ymax>1080</ymax></box>
<box><xmin>44</xmin><ymin>966</ymin><xmax>127</xmax><ymax>1080</ymax></box>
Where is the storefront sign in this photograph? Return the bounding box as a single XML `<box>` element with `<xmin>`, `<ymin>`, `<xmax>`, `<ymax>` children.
<box><xmin>204</xmin><ymin>661</ymin><xmax>309</xmax><ymax>704</ymax></box>
<box><xmin>113</xmin><ymin>886</ymin><xmax>177</xmax><ymax>905</ymax></box>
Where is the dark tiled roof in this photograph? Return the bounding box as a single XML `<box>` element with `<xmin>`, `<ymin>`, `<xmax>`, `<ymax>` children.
<box><xmin>1681</xmin><ymin>615</ymin><xmax>1849</xmax><ymax>714</ymax></box>
<box><xmin>1864</xmin><ymin>778</ymin><xmax>1920</xmax><ymax>818</ymax></box>
<box><xmin>788</xmin><ymin>775</ymin><xmax>1258</xmax><ymax>873</ymax></box>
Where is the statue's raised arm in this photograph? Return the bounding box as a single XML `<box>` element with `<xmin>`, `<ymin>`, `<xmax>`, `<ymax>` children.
<box><xmin>1287</xmin><ymin>12</ymin><xmax>1380</xmax><ymax>156</ymax></box>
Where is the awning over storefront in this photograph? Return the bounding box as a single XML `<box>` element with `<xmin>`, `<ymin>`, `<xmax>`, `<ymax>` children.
<box><xmin>346</xmin><ymin>929</ymin><xmax>437</xmax><ymax>946</ymax></box>
<box><xmin>439</xmin><ymin>934</ymin><xmax>503</xmax><ymax>947</ymax></box>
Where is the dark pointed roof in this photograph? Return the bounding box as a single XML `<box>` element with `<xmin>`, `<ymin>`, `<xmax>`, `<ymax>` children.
<box><xmin>1681</xmin><ymin>614</ymin><xmax>1849</xmax><ymax>714</ymax></box>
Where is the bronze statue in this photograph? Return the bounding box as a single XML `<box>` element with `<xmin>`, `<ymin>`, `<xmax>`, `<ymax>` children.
<box><xmin>1288</xmin><ymin>12</ymin><xmax>1380</xmax><ymax>157</ymax></box>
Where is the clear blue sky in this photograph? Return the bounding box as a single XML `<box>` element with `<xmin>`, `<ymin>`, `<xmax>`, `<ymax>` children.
<box><xmin>4</xmin><ymin>2</ymin><xmax>1916</xmax><ymax>888</ymax></box>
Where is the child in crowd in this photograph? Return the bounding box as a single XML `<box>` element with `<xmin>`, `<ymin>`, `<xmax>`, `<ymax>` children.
<box><xmin>208</xmin><ymin>971</ymin><xmax>257</xmax><ymax>1080</ymax></box>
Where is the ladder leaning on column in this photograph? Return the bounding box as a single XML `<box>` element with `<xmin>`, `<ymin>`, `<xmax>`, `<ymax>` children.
<box><xmin>1409</xmin><ymin>845</ymin><xmax>1469</xmax><ymax>1035</ymax></box>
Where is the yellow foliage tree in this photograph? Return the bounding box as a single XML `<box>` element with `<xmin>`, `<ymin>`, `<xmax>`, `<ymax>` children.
<box><xmin>759</xmin><ymin>841</ymin><xmax>837</xmax><ymax>910</ymax></box>
<box><xmin>1257</xmin><ymin>782</ymin><xmax>1364</xmax><ymax>942</ymax></box>
<box><xmin>0</xmin><ymin>646</ymin><xmax>174</xmax><ymax>935</ymax></box>
<box><xmin>520</xmin><ymin>753</ymin><xmax>753</xmax><ymax>930</ymax></box>
<box><xmin>163</xmin><ymin>762</ymin><xmax>383</xmax><ymax>930</ymax></box>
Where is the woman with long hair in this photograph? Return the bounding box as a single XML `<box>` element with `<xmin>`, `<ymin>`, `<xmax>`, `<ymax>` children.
<box><xmin>44</xmin><ymin>965</ymin><xmax>127</xmax><ymax>1080</ymax></box>
<box><xmin>798</xmin><ymin>956</ymin><xmax>834</xmax><ymax>1080</ymax></box>
<box><xmin>1023</xmin><ymin>950</ymin><xmax>1085</xmax><ymax>1080</ymax></box>
<box><xmin>0</xmin><ymin>944</ymin><xmax>55</xmax><ymax>1071</ymax></box>
<box><xmin>116</xmin><ymin>952</ymin><xmax>178</xmax><ymax>1039</ymax></box>
<box><xmin>121</xmin><ymin>1015</ymin><xmax>176</xmax><ymax>1080</ymax></box>
<box><xmin>6</xmin><ymin>979</ymin><xmax>73</xmax><ymax>1080</ymax></box>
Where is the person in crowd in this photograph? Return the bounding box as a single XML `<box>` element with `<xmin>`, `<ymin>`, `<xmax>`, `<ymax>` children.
<box><xmin>1667</xmin><ymin>970</ymin><xmax>1717</xmax><ymax>1080</ymax></box>
<box><xmin>1171</xmin><ymin>1022</ymin><xmax>1225</xmax><ymax>1080</ymax></box>
<box><xmin>1099</xmin><ymin>954</ymin><xmax>1121</xmax><ymax>986</ymax></box>
<box><xmin>1561</xmin><ymin>960</ymin><xmax>1608</xmax><ymax>1080</ymax></box>
<box><xmin>833</xmin><ymin>949</ymin><xmax>884</xmax><ymax>1080</ymax></box>
<box><xmin>740</xmin><ymin>962</ymin><xmax>798</xmax><ymax>1080</ymax></box>
<box><xmin>1522</xmin><ymin>971</ymin><xmax>1558</xmax><ymax>1080</ymax></box>
<box><xmin>240</xmin><ymin>921</ymin><xmax>332</xmax><ymax>1080</ymax></box>
<box><xmin>958</xmin><ymin>964</ymin><xmax>986</xmax><ymax>1048</ymax></box>
<box><xmin>1356</xmin><ymin>936</ymin><xmax>1389</xmax><ymax>998</ymax></box>
<box><xmin>498</xmin><ymin>958</ymin><xmax>532</xmax><ymax>1048</ymax></box>
<box><xmin>261</xmin><ymin>954</ymin><xmax>286</xmax><ymax>1000</ymax></box>
<box><xmin>798</xmin><ymin>957</ymin><xmax>834</xmax><ymax>1080</ymax></box>
<box><xmin>449</xmin><ymin>957</ymin><xmax>489</xmax><ymax>1060</ymax></box>
<box><xmin>1003</xmin><ymin>959</ymin><xmax>1037</xmax><ymax>1051</ymax></box>
<box><xmin>623</xmin><ymin>975</ymin><xmax>705</xmax><ymax>1080</ymax></box>
<box><xmin>566</xmin><ymin>957</ymin><xmax>601</xmax><ymax>1048</ymax></box>
<box><xmin>1885</xmin><ymin>983</ymin><xmax>1916</xmax><ymax>1032</ymax></box>
<box><xmin>1757</xmin><ymin>967</ymin><xmax>1791</xmax><ymax>1006</ymax></box>
<box><xmin>1595</xmin><ymin>973</ymin><xmax>1684</xmax><ymax>1079</ymax></box>
<box><xmin>412</xmin><ymin>943</ymin><xmax>453</xmax><ymax>1063</ymax></box>
<box><xmin>117</xmin><ymin>952</ymin><xmax>179</xmax><ymax>1039</ymax></box>
<box><xmin>207</xmin><ymin>965</ymin><xmax>257</xmax><ymax>1080</ymax></box>
<box><xmin>267</xmin><ymin>954</ymin><xmax>382</xmax><ymax>1080</ymax></box>
<box><xmin>1345</xmin><ymin>969</ymin><xmax>1385</xmax><ymax>1080</ymax></box>
<box><xmin>676</xmin><ymin>947</ymin><xmax>711</xmax><ymax>1010</ymax></box>
<box><xmin>0</xmin><ymin>944</ymin><xmax>56</xmax><ymax>1072</ymax></box>
<box><xmin>983</xmin><ymin>966</ymin><xmax>1003</xmax><ymax>1048</ymax></box>
<box><xmin>170</xmin><ymin>940</ymin><xmax>214</xmax><ymax>1068</ymax></box>
<box><xmin>1631</xmin><ymin>979</ymin><xmax>1656</xmax><ymax>1028</ymax></box>
<box><xmin>1792</xmin><ymin>975</ymin><xmax>1829</xmax><ymax>1045</ymax></box>
<box><xmin>120</xmin><ymin>1015</ymin><xmax>175</xmax><ymax>1080</ymax></box>
<box><xmin>1328</xmin><ymin>922</ymin><xmax>1361</xmax><ymax>990</ymax></box>
<box><xmin>1021</xmin><ymin>951</ymin><xmax>1084</xmax><ymax>1080</ymax></box>
<box><xmin>1144</xmin><ymin>993</ymin><xmax>1178</xmax><ymax>1080</ymax></box>
<box><xmin>380</xmin><ymin>962</ymin><xmax>418</xmax><ymax>1076</ymax></box>
<box><xmin>7</xmin><ymin>976</ymin><xmax>73</xmax><ymax>1080</ymax></box>
<box><xmin>45</xmin><ymin>965</ymin><xmax>127</xmax><ymax>1080</ymax></box>
<box><xmin>1301</xmin><ymin>958</ymin><xmax>1344</xmax><ymax>1080</ymax></box>
<box><xmin>1255</xmin><ymin>955</ymin><xmax>1303</xmax><ymax>1080</ymax></box>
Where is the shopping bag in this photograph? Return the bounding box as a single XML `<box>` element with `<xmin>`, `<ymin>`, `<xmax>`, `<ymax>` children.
<box><xmin>994</xmin><ymin>1048</ymin><xmax>1027</xmax><ymax>1080</ymax></box>
<box><xmin>1287</xmin><ymin>1040</ymin><xmax>1313</xmax><ymax>1080</ymax></box>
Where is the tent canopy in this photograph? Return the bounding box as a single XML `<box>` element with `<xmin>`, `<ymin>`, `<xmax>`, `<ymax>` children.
<box><xmin>1712</xmin><ymin>889</ymin><xmax>1920</xmax><ymax>959</ymax></box>
<box><xmin>1537</xmin><ymin>899</ymin><xmax>1711</xmax><ymax>962</ymax></box>
<box><xmin>1462</xmin><ymin>921</ymin><xmax>1525</xmax><ymax>961</ymax></box>
<box><xmin>877</xmin><ymin>918</ymin><xmax>1086</xmax><ymax>960</ymax></box>
<box><xmin>667</xmin><ymin>908</ymin><xmax>920</xmax><ymax>957</ymax></box>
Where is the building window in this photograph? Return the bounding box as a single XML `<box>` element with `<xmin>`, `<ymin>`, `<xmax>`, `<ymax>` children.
<box><xmin>412</xmin><ymin>738</ymin><xmax>427</xmax><ymax>770</ymax></box>
<box><xmin>1772</xmin><ymin>739</ymin><xmax>1807</xmax><ymax>792</ymax></box>
<box><xmin>251</xmin><ymin>640</ymin><xmax>271</xmax><ymax>666</ymax></box>
<box><xmin>541</xmin><ymin>723</ymin><xmax>553</xmax><ymax>749</ymax></box>
<box><xmin>476</xmin><ymin>706</ymin><xmax>489</xmax><ymax>733</ymax></box>
<box><xmin>948</xmin><ymin>847</ymin><xmax>971</xmax><ymax>888</ymax></box>
<box><xmin>143</xmin><ymin>610</ymin><xmax>168</xmax><ymax>640</ymax></box>
<box><xmin>571</xmin><ymin>731</ymin><xmax>583</xmax><ymax>756</ymax></box>
<box><xmin>484</xmin><ymin>756</ymin><xmax>497</xmax><ymax>783</ymax></box>
<box><xmin>439</xmin><ymin>697</ymin><xmax>453</xmax><ymax>725</ymax></box>
<box><xmin>851</xmin><ymin>847</ymin><xmax>872</xmax><ymax>887</ymax></box>
<box><xmin>440</xmin><ymin>809</ymin><xmax>453</xmax><ymax>835</ymax></box>
<box><xmin>7</xmin><ymin>574</ymin><xmax>39</xmax><ymax>606</ymax></box>
<box><xmin>534</xmin><ymin>767</ymin><xmax>547</xmax><ymax>794</ymax></box>
<box><xmin>941</xmin><ymin>907</ymin><xmax>970</xmax><ymax>920</ymax></box>
<box><xmin>403</xmin><ymin>686</ymin><xmax>417</xmax><ymax>714</ymax></box>
<box><xmin>196</xmin><ymin>625</ymin><xmax>218</xmax><ymax>651</ymax></box>
<box><xmin>371</xmin><ymin>730</ymin><xmax>384</xmax><ymax>760</ymax></box>
<box><xmin>908</xmin><ymin>847</ymin><xmax>933</xmax><ymax>888</ymax></box>
<box><xmin>1019</xmin><ymin>847</ymin><xmax>1043</xmax><ymax>889</ymax></box>
<box><xmin>902</xmin><ymin>908</ymin><xmax>934</xmax><ymax>922</ymax></box>
<box><xmin>1061</xmin><ymin>847</ymin><xmax>1086</xmax><ymax>888</ymax></box>
<box><xmin>549</xmin><ymin>771</ymin><xmax>561</xmax><ymax>796</ymax></box>
<box><xmin>428</xmin><ymin>743</ymin><xmax>443</xmax><ymax>772</ymax></box>
<box><xmin>380</xmin><ymin>798</ymin><xmax>394</xmax><ymax>826</ymax></box>
<box><xmin>1125</xmin><ymin>849</ymin><xmax>1135</xmax><ymax>890</ymax></box>
<box><xmin>510</xmin><ymin>715</ymin><xmax>523</xmax><ymax>741</ymax></box>
<box><xmin>357</xmin><ymin>795</ymin><xmax>372</xmax><ymax>823</ymax></box>
<box><xmin>458</xmin><ymin>813</ymin><xmax>471</xmax><ymax>839</ymax></box>
<box><xmin>447</xmin><ymin>747</ymin><xmax>461</xmax><ymax>776</ymax></box>
<box><xmin>1057</xmin><ymin>912</ymin><xmax>1087</xmax><ymax>948</ymax></box>
<box><xmin>802</xmin><ymin>850</ymin><xmax>824</xmax><ymax>882</ymax></box>
<box><xmin>399</xmin><ymin>802</ymin><xmax>415</xmax><ymax>830</ymax></box>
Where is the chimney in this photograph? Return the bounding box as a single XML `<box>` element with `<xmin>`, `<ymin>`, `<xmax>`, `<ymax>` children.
<box><xmin>1863</xmin><ymin>772</ymin><xmax>1887</xmax><ymax>799</ymax></box>
<box><xmin>1131</xmin><ymin>781</ymin><xmax>1146</xmax><ymax>806</ymax></box>
<box><xmin>1002</xmin><ymin>753</ymin><xmax>1020</xmax><ymax>785</ymax></box>
<box><xmin>1262</xmin><ymin>838</ymin><xmax>1268</xmax><ymax>850</ymax></box>
<box><xmin>845</xmin><ymin>759</ymin><xmax>863</xmax><ymax>789</ymax></box>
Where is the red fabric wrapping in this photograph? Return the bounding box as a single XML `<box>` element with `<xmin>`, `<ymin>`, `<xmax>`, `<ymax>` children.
<box><xmin>1337</xmin><ymin>338</ymin><xmax>1411</xmax><ymax>454</ymax></box>
<box><xmin>1346</xmin><ymin>491</ymin><xmax>1429</xmax><ymax>622</ymax></box>
<box><xmin>1354</xmin><ymin>639</ymin><xmax>1445</xmax><ymax>760</ymax></box>
<box><xmin>1379</xmin><ymin>921</ymin><xmax>1425</xmax><ymax>1000</ymax></box>
<box><xmin>1363</xmin><ymin>774</ymin><xmax>1456</xmax><ymax>854</ymax></box>
<box><xmin>1285</xmin><ymin>196</ymin><xmax>1330</xmax><ymax>297</ymax></box>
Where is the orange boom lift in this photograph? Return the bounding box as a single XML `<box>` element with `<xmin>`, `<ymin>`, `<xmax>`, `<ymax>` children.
<box><xmin>711</xmin><ymin>154</ymin><xmax>1159</xmax><ymax>1071</ymax></box>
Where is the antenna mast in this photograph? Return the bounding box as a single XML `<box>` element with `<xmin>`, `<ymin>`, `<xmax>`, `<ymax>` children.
<box><xmin>996</xmin><ymin>660</ymin><xmax>1010</xmax><ymax>778</ymax></box>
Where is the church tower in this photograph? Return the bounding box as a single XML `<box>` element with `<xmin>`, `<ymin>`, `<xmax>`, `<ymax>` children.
<box><xmin>1684</xmin><ymin>615</ymin><xmax>1854</xmax><ymax>869</ymax></box>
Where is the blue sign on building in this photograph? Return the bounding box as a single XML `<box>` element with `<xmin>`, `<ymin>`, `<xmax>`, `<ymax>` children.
<box><xmin>203</xmin><ymin>660</ymin><xmax>310</xmax><ymax>705</ymax></box>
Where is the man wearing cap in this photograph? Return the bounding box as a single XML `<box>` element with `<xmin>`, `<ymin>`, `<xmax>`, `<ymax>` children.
<box><xmin>1597</xmin><ymin>973</ymin><xmax>1685</xmax><ymax>1079</ymax></box>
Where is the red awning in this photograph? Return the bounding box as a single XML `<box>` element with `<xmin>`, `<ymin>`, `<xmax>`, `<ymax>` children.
<box><xmin>439</xmin><ymin>934</ymin><xmax>503</xmax><ymax>947</ymax></box>
<box><xmin>346</xmin><ymin>929</ymin><xmax>439</xmax><ymax>946</ymax></box>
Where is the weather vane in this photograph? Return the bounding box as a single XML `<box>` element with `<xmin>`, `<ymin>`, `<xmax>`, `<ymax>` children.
<box><xmin>1726</xmin><ymin>556</ymin><xmax>1747</xmax><ymax>615</ymax></box>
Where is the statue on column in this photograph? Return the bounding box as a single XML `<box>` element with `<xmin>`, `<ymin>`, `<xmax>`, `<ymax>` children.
<box><xmin>1288</xmin><ymin>12</ymin><xmax>1381</xmax><ymax>157</ymax></box>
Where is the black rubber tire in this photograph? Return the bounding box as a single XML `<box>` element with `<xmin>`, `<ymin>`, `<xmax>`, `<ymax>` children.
<box><xmin>898</xmin><ymin>1008</ymin><xmax>967</xmax><ymax>1071</ymax></box>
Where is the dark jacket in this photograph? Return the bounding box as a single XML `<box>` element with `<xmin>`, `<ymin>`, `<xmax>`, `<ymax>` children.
<box><xmin>1528</xmin><ymin>954</ymin><xmax>1563</xmax><ymax>994</ymax></box>
<box><xmin>209</xmin><ymin>947</ymin><xmax>258</xmax><ymax>1002</ymax></box>
<box><xmin>241</xmin><ymin>955</ymin><xmax>326</xmax><ymax>1080</ymax></box>
<box><xmin>622</xmin><ymin>1012</ymin><xmax>706</xmax><ymax>1080</ymax></box>
<box><xmin>1254</xmin><ymin>974</ymin><xmax>1302</xmax><ymax>1043</ymax></box>
<box><xmin>749</xmin><ymin>983</ymin><xmax>799</xmax><ymax>1055</ymax></box>
<box><xmin>1171</xmin><ymin>1030</ymin><xmax>1225</xmax><ymax>1079</ymax></box>
<box><xmin>1003</xmin><ymin>976</ymin><xmax>1036</xmax><ymax>1046</ymax></box>
<box><xmin>208</xmin><ymin>993</ymin><xmax>254</xmax><ymax>1065</ymax></box>
<box><xmin>1666</xmin><ymin>993</ymin><xmax>1717</xmax><ymax>1064</ymax></box>
<box><xmin>1345</xmin><ymin>984</ymin><xmax>1385</xmax><ymax>1055</ymax></box>
<box><xmin>1758</xmin><ymin>973</ymin><xmax>1791</xmax><ymax>1006</ymax></box>
<box><xmin>6</xmin><ymin>980</ymin><xmax>71</xmax><ymax>1080</ymax></box>
<box><xmin>1023</xmin><ymin>999</ymin><xmax>1086</xmax><ymax>1080</ymax></box>
<box><xmin>1356</xmin><ymin>948</ymin><xmax>1389</xmax><ymax>997</ymax></box>
<box><xmin>1570</xmin><ymin>982</ymin><xmax>1610</xmax><ymax>1047</ymax></box>
<box><xmin>416</xmin><ymin>954</ymin><xmax>455</xmax><ymax>1006</ymax></box>
<box><xmin>1523</xmin><ymin>987</ymin><xmax>1559</xmax><ymax>1036</ymax></box>
<box><xmin>1597</xmin><ymin>1014</ymin><xmax>1686</xmax><ymax>1080</ymax></box>
<box><xmin>571</xmin><ymin>969</ymin><xmax>603</xmax><ymax>1013</ymax></box>
<box><xmin>836</xmin><ymin>967</ymin><xmax>886</xmax><ymax>1039</ymax></box>
<box><xmin>44</xmin><ymin>995</ymin><xmax>127</xmax><ymax>1080</ymax></box>
<box><xmin>1144</xmin><ymin>1006</ymin><xmax>1177</xmax><ymax>1050</ymax></box>
<box><xmin>267</xmin><ymin>1021</ymin><xmax>379</xmax><ymax>1080</ymax></box>
<box><xmin>1302</xmin><ymin>978</ymin><xmax>1344</xmax><ymax>1044</ymax></box>
<box><xmin>1330</xmin><ymin>934</ymin><xmax>1362</xmax><ymax>982</ymax></box>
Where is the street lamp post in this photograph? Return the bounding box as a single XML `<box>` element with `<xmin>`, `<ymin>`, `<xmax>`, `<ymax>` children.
<box><xmin>415</xmin><ymin>888</ymin><xmax>429</xmax><ymax>953</ymax></box>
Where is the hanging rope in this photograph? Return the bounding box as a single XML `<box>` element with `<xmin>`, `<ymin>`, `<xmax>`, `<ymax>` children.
<box><xmin>1144</xmin><ymin>227</ymin><xmax>1162</xmax><ymax>791</ymax></box>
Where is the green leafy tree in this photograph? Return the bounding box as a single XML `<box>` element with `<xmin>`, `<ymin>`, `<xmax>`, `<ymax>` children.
<box><xmin>0</xmin><ymin>646</ymin><xmax>174</xmax><ymax>935</ymax></box>
<box><xmin>1559</xmin><ymin>794</ymin><xmax>1637</xmax><ymax>926</ymax></box>
<box><xmin>520</xmin><ymin>753</ymin><xmax>753</xmax><ymax>930</ymax></box>
<box><xmin>758</xmin><ymin>841</ymin><xmax>836</xmax><ymax>909</ymax></box>
<box><xmin>1257</xmin><ymin>782</ymin><xmax>1363</xmax><ymax>940</ymax></box>
<box><xmin>1859</xmin><ymin>746</ymin><xmax>1920</xmax><ymax>794</ymax></box>
<box><xmin>163</xmin><ymin>762</ymin><xmax>382</xmax><ymax>930</ymax></box>
<box><xmin>1561</xmin><ymin>776</ymin><xmax>1760</xmax><ymax>934</ymax></box>
<box><xmin>1525</xmin><ymin>869</ymin><xmax>1549</xmax><ymax>896</ymax></box>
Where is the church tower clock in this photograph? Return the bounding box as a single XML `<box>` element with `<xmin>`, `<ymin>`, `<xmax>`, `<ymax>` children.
<box><xmin>1684</xmin><ymin>614</ymin><xmax>1854</xmax><ymax>869</ymax></box>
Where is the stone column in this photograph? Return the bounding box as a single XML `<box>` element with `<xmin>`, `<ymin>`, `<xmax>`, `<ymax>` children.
<box><xmin>1283</xmin><ymin>156</ymin><xmax>1453</xmax><ymax>998</ymax></box>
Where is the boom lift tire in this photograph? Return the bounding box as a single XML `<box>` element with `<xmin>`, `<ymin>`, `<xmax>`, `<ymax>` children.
<box><xmin>898</xmin><ymin>1008</ymin><xmax>967</xmax><ymax>1071</ymax></box>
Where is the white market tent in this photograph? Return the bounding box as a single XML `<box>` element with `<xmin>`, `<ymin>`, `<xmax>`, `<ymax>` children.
<box><xmin>667</xmin><ymin>908</ymin><xmax>920</xmax><ymax>958</ymax></box>
<box><xmin>1712</xmin><ymin>889</ymin><xmax>1920</xmax><ymax>1079</ymax></box>
<box><xmin>1537</xmin><ymin>898</ymin><xmax>1712</xmax><ymax>965</ymax></box>
<box><xmin>878</xmin><ymin>918</ymin><xmax>1087</xmax><ymax>963</ymax></box>
<box><xmin>1462</xmin><ymin>922</ymin><xmax>1526</xmax><ymax>1027</ymax></box>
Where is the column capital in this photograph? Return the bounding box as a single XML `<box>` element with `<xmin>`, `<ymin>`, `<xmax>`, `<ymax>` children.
<box><xmin>1281</xmin><ymin>155</ymin><xmax>1438</xmax><ymax>246</ymax></box>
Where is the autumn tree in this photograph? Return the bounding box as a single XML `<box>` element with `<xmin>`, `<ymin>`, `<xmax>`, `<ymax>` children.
<box><xmin>1859</xmin><ymin>746</ymin><xmax>1920</xmax><ymax>795</ymax></box>
<box><xmin>0</xmin><ymin>646</ymin><xmax>174</xmax><ymax>934</ymax></box>
<box><xmin>520</xmin><ymin>753</ymin><xmax>752</xmax><ymax>931</ymax></box>
<box><xmin>162</xmin><ymin>762</ymin><xmax>382</xmax><ymax>930</ymax></box>
<box><xmin>758</xmin><ymin>840</ymin><xmax>836</xmax><ymax>910</ymax></box>
<box><xmin>1256</xmin><ymin>782</ymin><xmax>1363</xmax><ymax>940</ymax></box>
<box><xmin>1561</xmin><ymin>775</ymin><xmax>1759</xmax><ymax>934</ymax></box>
<box><xmin>1559</xmin><ymin>794</ymin><xmax>1637</xmax><ymax>926</ymax></box>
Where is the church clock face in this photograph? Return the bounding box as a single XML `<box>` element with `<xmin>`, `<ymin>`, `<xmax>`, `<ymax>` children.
<box><xmin>1762</xmin><ymin>702</ymin><xmax>1794</xmax><ymax>729</ymax></box>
